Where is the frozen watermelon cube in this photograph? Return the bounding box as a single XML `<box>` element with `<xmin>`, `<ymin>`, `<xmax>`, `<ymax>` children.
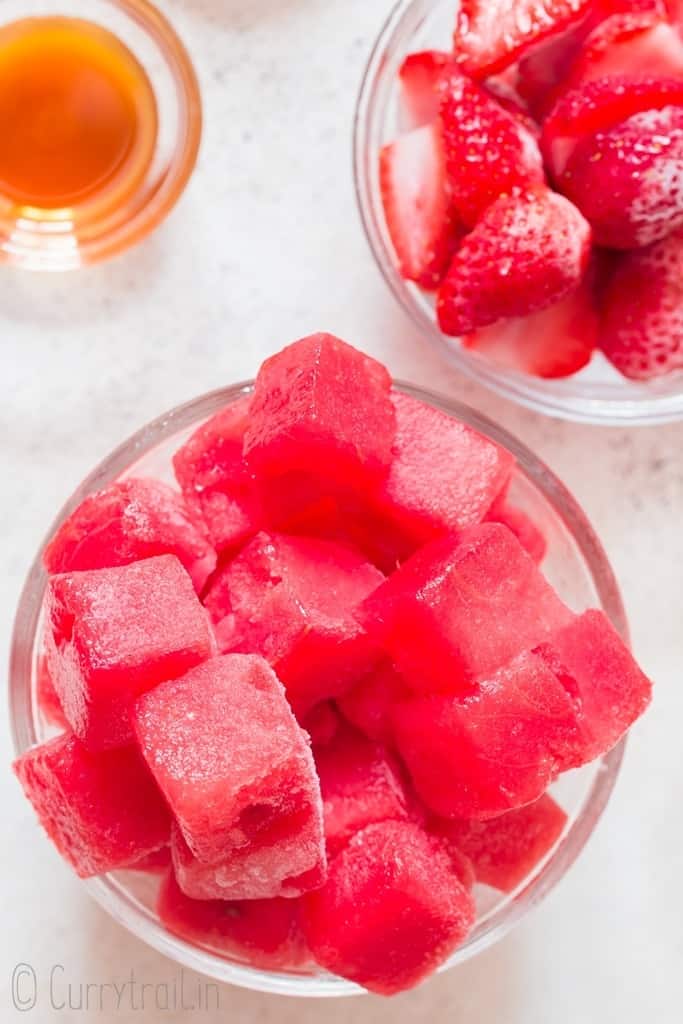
<box><xmin>358</xmin><ymin>523</ymin><xmax>574</xmax><ymax>694</ymax></box>
<box><xmin>535</xmin><ymin>610</ymin><xmax>653</xmax><ymax>764</ymax></box>
<box><xmin>133</xmin><ymin>654</ymin><xmax>325</xmax><ymax>888</ymax></box>
<box><xmin>173</xmin><ymin>395</ymin><xmax>263</xmax><ymax>554</ymax></box>
<box><xmin>243</xmin><ymin>333</ymin><xmax>396</xmax><ymax>497</ymax></box>
<box><xmin>36</xmin><ymin>656</ymin><xmax>68</xmax><ymax>731</ymax></box>
<box><xmin>372</xmin><ymin>392</ymin><xmax>514</xmax><ymax>549</ymax></box>
<box><xmin>13</xmin><ymin>734</ymin><xmax>170</xmax><ymax>877</ymax></box>
<box><xmin>158</xmin><ymin>870</ymin><xmax>308</xmax><ymax>969</ymax></box>
<box><xmin>204</xmin><ymin>532</ymin><xmax>384</xmax><ymax>715</ymax></box>
<box><xmin>301</xmin><ymin>820</ymin><xmax>475</xmax><ymax>995</ymax></box>
<box><xmin>45</xmin><ymin>555</ymin><xmax>215</xmax><ymax>750</ymax></box>
<box><xmin>431</xmin><ymin>794</ymin><xmax>568</xmax><ymax>892</ymax></box>
<box><xmin>337</xmin><ymin>661</ymin><xmax>411</xmax><ymax>745</ymax></box>
<box><xmin>129</xmin><ymin>846</ymin><xmax>172</xmax><ymax>874</ymax></box>
<box><xmin>393</xmin><ymin>651</ymin><xmax>584</xmax><ymax>819</ymax></box>
<box><xmin>487</xmin><ymin>498</ymin><xmax>547</xmax><ymax>564</ymax></box>
<box><xmin>315</xmin><ymin>724</ymin><xmax>413</xmax><ymax>857</ymax></box>
<box><xmin>43</xmin><ymin>477</ymin><xmax>217</xmax><ymax>593</ymax></box>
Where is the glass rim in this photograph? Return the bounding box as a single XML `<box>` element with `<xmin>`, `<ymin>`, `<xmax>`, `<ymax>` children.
<box><xmin>9</xmin><ymin>379</ymin><xmax>627</xmax><ymax>997</ymax></box>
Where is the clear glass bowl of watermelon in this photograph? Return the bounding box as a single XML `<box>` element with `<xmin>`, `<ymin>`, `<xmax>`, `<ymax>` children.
<box><xmin>9</xmin><ymin>380</ymin><xmax>628</xmax><ymax>996</ymax></box>
<box><xmin>354</xmin><ymin>0</ymin><xmax>683</xmax><ymax>426</ymax></box>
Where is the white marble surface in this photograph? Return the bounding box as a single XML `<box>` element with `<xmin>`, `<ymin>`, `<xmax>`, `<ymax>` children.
<box><xmin>1</xmin><ymin>0</ymin><xmax>682</xmax><ymax>1020</ymax></box>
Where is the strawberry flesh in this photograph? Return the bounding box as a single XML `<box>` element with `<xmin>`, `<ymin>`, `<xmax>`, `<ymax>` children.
<box><xmin>399</xmin><ymin>51</ymin><xmax>458</xmax><ymax>127</ymax></box>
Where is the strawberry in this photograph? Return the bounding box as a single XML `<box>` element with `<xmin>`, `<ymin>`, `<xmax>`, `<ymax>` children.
<box><xmin>399</xmin><ymin>51</ymin><xmax>457</xmax><ymax>127</ymax></box>
<box><xmin>379</xmin><ymin>123</ymin><xmax>462</xmax><ymax>289</ymax></box>
<box><xmin>454</xmin><ymin>0</ymin><xmax>594</xmax><ymax>78</ymax></box>
<box><xmin>557</xmin><ymin>104</ymin><xmax>683</xmax><ymax>248</ymax></box>
<box><xmin>436</xmin><ymin>187</ymin><xmax>591</xmax><ymax>336</ymax></box>
<box><xmin>541</xmin><ymin>75</ymin><xmax>683</xmax><ymax>178</ymax></box>
<box><xmin>564</xmin><ymin>10</ymin><xmax>683</xmax><ymax>91</ymax></box>
<box><xmin>439</xmin><ymin>73</ymin><xmax>545</xmax><ymax>227</ymax></box>
<box><xmin>600</xmin><ymin>228</ymin><xmax>683</xmax><ymax>379</ymax></box>
<box><xmin>463</xmin><ymin>273</ymin><xmax>598</xmax><ymax>377</ymax></box>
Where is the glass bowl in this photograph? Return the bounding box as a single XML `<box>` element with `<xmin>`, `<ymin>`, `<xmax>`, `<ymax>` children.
<box><xmin>0</xmin><ymin>0</ymin><xmax>201</xmax><ymax>270</ymax></box>
<box><xmin>10</xmin><ymin>381</ymin><xmax>626</xmax><ymax>997</ymax></box>
<box><xmin>354</xmin><ymin>0</ymin><xmax>683</xmax><ymax>425</ymax></box>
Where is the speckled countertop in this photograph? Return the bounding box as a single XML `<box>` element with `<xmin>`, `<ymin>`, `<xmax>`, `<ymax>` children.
<box><xmin>1</xmin><ymin>1</ymin><xmax>682</xmax><ymax>1021</ymax></box>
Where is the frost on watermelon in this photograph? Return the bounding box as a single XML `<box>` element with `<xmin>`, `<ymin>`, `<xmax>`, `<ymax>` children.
<box><xmin>43</xmin><ymin>477</ymin><xmax>217</xmax><ymax>593</ymax></box>
<box><xmin>173</xmin><ymin>395</ymin><xmax>263</xmax><ymax>554</ymax></box>
<box><xmin>158</xmin><ymin>871</ymin><xmax>308</xmax><ymax>969</ymax></box>
<box><xmin>393</xmin><ymin>651</ymin><xmax>584</xmax><ymax>819</ymax></box>
<box><xmin>204</xmin><ymin>532</ymin><xmax>384</xmax><ymax>715</ymax></box>
<box><xmin>535</xmin><ymin>609</ymin><xmax>653</xmax><ymax>763</ymax></box>
<box><xmin>45</xmin><ymin>555</ymin><xmax>215</xmax><ymax>751</ymax></box>
<box><xmin>432</xmin><ymin>794</ymin><xmax>568</xmax><ymax>892</ymax></box>
<box><xmin>36</xmin><ymin>656</ymin><xmax>68</xmax><ymax>731</ymax></box>
<box><xmin>358</xmin><ymin>523</ymin><xmax>574</xmax><ymax>695</ymax></box>
<box><xmin>133</xmin><ymin>654</ymin><xmax>326</xmax><ymax>899</ymax></box>
<box><xmin>337</xmin><ymin>661</ymin><xmax>411</xmax><ymax>745</ymax></box>
<box><xmin>301</xmin><ymin>820</ymin><xmax>476</xmax><ymax>995</ymax></box>
<box><xmin>243</xmin><ymin>334</ymin><xmax>397</xmax><ymax>516</ymax></box>
<box><xmin>13</xmin><ymin>735</ymin><xmax>171</xmax><ymax>877</ymax></box>
<box><xmin>315</xmin><ymin>724</ymin><xmax>413</xmax><ymax>857</ymax></box>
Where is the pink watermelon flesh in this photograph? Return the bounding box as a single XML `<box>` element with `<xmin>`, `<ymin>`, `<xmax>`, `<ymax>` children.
<box><xmin>432</xmin><ymin>793</ymin><xmax>568</xmax><ymax>892</ymax></box>
<box><xmin>43</xmin><ymin>477</ymin><xmax>217</xmax><ymax>593</ymax></box>
<box><xmin>45</xmin><ymin>555</ymin><xmax>215</xmax><ymax>751</ymax></box>
<box><xmin>158</xmin><ymin>870</ymin><xmax>308</xmax><ymax>969</ymax></box>
<box><xmin>173</xmin><ymin>395</ymin><xmax>263</xmax><ymax>554</ymax></box>
<box><xmin>13</xmin><ymin>734</ymin><xmax>171</xmax><ymax>878</ymax></box>
<box><xmin>301</xmin><ymin>820</ymin><xmax>476</xmax><ymax>995</ymax></box>
<box><xmin>393</xmin><ymin>651</ymin><xmax>584</xmax><ymax>819</ymax></box>
<box><xmin>301</xmin><ymin>701</ymin><xmax>341</xmax><ymax>748</ymax></box>
<box><xmin>314</xmin><ymin>724</ymin><xmax>413</xmax><ymax>857</ymax></box>
<box><xmin>129</xmin><ymin>845</ymin><xmax>172</xmax><ymax>874</ymax></box>
<box><xmin>337</xmin><ymin>661</ymin><xmax>411</xmax><ymax>745</ymax></box>
<box><xmin>36</xmin><ymin>656</ymin><xmax>68</xmax><ymax>731</ymax></box>
<box><xmin>373</xmin><ymin>392</ymin><xmax>515</xmax><ymax>549</ymax></box>
<box><xmin>243</xmin><ymin>333</ymin><xmax>397</xmax><ymax>500</ymax></box>
<box><xmin>535</xmin><ymin>609</ymin><xmax>653</xmax><ymax>764</ymax></box>
<box><xmin>134</xmin><ymin>654</ymin><xmax>325</xmax><ymax>896</ymax></box>
<box><xmin>358</xmin><ymin>523</ymin><xmax>574</xmax><ymax>695</ymax></box>
<box><xmin>204</xmin><ymin>532</ymin><xmax>384</xmax><ymax>715</ymax></box>
<box><xmin>487</xmin><ymin>498</ymin><xmax>547</xmax><ymax>564</ymax></box>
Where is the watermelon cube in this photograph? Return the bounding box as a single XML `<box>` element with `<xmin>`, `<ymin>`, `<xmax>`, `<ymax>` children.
<box><xmin>204</xmin><ymin>532</ymin><xmax>384</xmax><ymax>714</ymax></box>
<box><xmin>431</xmin><ymin>794</ymin><xmax>568</xmax><ymax>892</ymax></box>
<box><xmin>13</xmin><ymin>734</ymin><xmax>170</xmax><ymax>877</ymax></box>
<box><xmin>337</xmin><ymin>661</ymin><xmax>411</xmax><ymax>745</ymax></box>
<box><xmin>173</xmin><ymin>395</ymin><xmax>263</xmax><ymax>554</ymax></box>
<box><xmin>133</xmin><ymin>654</ymin><xmax>325</xmax><ymax>894</ymax></box>
<box><xmin>36</xmin><ymin>656</ymin><xmax>68</xmax><ymax>731</ymax></box>
<box><xmin>45</xmin><ymin>555</ymin><xmax>214</xmax><ymax>751</ymax></box>
<box><xmin>301</xmin><ymin>701</ymin><xmax>341</xmax><ymax>748</ymax></box>
<box><xmin>243</xmin><ymin>334</ymin><xmax>396</xmax><ymax>498</ymax></box>
<box><xmin>129</xmin><ymin>846</ymin><xmax>172</xmax><ymax>874</ymax></box>
<box><xmin>487</xmin><ymin>499</ymin><xmax>547</xmax><ymax>564</ymax></box>
<box><xmin>301</xmin><ymin>820</ymin><xmax>475</xmax><ymax>995</ymax></box>
<box><xmin>43</xmin><ymin>477</ymin><xmax>217</xmax><ymax>593</ymax></box>
<box><xmin>358</xmin><ymin>523</ymin><xmax>574</xmax><ymax>694</ymax></box>
<box><xmin>315</xmin><ymin>724</ymin><xmax>413</xmax><ymax>856</ymax></box>
<box><xmin>393</xmin><ymin>651</ymin><xmax>584</xmax><ymax>819</ymax></box>
<box><xmin>535</xmin><ymin>610</ymin><xmax>653</xmax><ymax>764</ymax></box>
<box><xmin>372</xmin><ymin>392</ymin><xmax>514</xmax><ymax>549</ymax></box>
<box><xmin>158</xmin><ymin>870</ymin><xmax>308</xmax><ymax>969</ymax></box>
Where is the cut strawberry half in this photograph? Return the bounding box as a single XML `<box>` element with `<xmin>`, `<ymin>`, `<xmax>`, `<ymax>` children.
<box><xmin>600</xmin><ymin>229</ymin><xmax>683</xmax><ymax>379</ymax></box>
<box><xmin>439</xmin><ymin>72</ymin><xmax>545</xmax><ymax>227</ymax></box>
<box><xmin>557</xmin><ymin>105</ymin><xmax>683</xmax><ymax>248</ymax></box>
<box><xmin>541</xmin><ymin>75</ymin><xmax>683</xmax><ymax>179</ymax></box>
<box><xmin>454</xmin><ymin>0</ymin><xmax>594</xmax><ymax>78</ymax></box>
<box><xmin>398</xmin><ymin>51</ymin><xmax>458</xmax><ymax>127</ymax></box>
<box><xmin>564</xmin><ymin>10</ymin><xmax>683</xmax><ymax>91</ymax></box>
<box><xmin>463</xmin><ymin>273</ymin><xmax>598</xmax><ymax>378</ymax></box>
<box><xmin>379</xmin><ymin>123</ymin><xmax>462</xmax><ymax>290</ymax></box>
<box><xmin>436</xmin><ymin>187</ymin><xmax>591</xmax><ymax>336</ymax></box>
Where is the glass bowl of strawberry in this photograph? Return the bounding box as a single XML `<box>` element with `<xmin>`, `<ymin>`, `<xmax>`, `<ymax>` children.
<box><xmin>354</xmin><ymin>0</ymin><xmax>683</xmax><ymax>423</ymax></box>
<box><xmin>11</xmin><ymin>335</ymin><xmax>652</xmax><ymax>996</ymax></box>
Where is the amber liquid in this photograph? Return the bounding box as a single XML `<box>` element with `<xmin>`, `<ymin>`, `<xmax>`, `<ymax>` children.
<box><xmin>0</xmin><ymin>17</ymin><xmax>158</xmax><ymax>216</ymax></box>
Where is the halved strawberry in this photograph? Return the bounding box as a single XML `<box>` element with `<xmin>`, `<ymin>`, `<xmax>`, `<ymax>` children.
<box><xmin>436</xmin><ymin>187</ymin><xmax>591</xmax><ymax>336</ymax></box>
<box><xmin>541</xmin><ymin>75</ymin><xmax>683</xmax><ymax>178</ymax></box>
<box><xmin>399</xmin><ymin>51</ymin><xmax>457</xmax><ymax>127</ymax></box>
<box><xmin>564</xmin><ymin>10</ymin><xmax>683</xmax><ymax>91</ymax></box>
<box><xmin>463</xmin><ymin>272</ymin><xmax>598</xmax><ymax>377</ymax></box>
<box><xmin>454</xmin><ymin>0</ymin><xmax>593</xmax><ymax>78</ymax></box>
<box><xmin>379</xmin><ymin>123</ymin><xmax>462</xmax><ymax>289</ymax></box>
<box><xmin>600</xmin><ymin>229</ymin><xmax>683</xmax><ymax>379</ymax></box>
<box><xmin>439</xmin><ymin>72</ymin><xmax>545</xmax><ymax>227</ymax></box>
<box><xmin>557</xmin><ymin>104</ymin><xmax>683</xmax><ymax>248</ymax></box>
